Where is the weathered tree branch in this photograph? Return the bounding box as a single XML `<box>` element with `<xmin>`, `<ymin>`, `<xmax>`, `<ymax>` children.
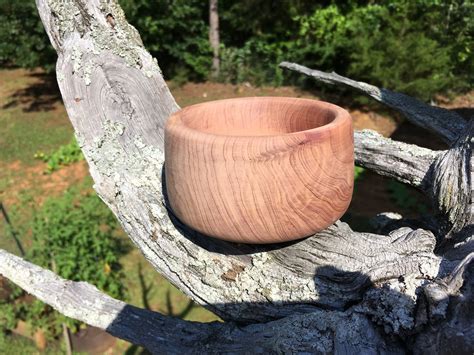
<box><xmin>4</xmin><ymin>0</ymin><xmax>467</xmax><ymax>352</ymax></box>
<box><xmin>1</xmin><ymin>247</ymin><xmax>472</xmax><ymax>353</ymax></box>
<box><xmin>430</xmin><ymin>119</ymin><xmax>474</xmax><ymax>237</ymax></box>
<box><xmin>414</xmin><ymin>251</ymin><xmax>474</xmax><ymax>354</ymax></box>
<box><xmin>0</xmin><ymin>248</ymin><xmax>405</xmax><ymax>353</ymax></box>
<box><xmin>354</xmin><ymin>130</ymin><xmax>441</xmax><ymax>189</ymax></box>
<box><xmin>31</xmin><ymin>0</ymin><xmax>448</xmax><ymax>325</ymax></box>
<box><xmin>279</xmin><ymin>61</ymin><xmax>467</xmax><ymax>144</ymax></box>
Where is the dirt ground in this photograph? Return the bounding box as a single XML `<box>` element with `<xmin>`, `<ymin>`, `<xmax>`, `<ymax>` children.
<box><xmin>1</xmin><ymin>160</ymin><xmax>90</xmax><ymax>206</ymax></box>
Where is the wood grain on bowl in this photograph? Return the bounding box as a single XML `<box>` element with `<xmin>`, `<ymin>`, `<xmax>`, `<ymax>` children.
<box><xmin>165</xmin><ymin>97</ymin><xmax>354</xmax><ymax>244</ymax></box>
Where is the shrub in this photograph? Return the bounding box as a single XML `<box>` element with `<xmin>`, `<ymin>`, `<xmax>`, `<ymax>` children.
<box><xmin>219</xmin><ymin>39</ymin><xmax>290</xmax><ymax>86</ymax></box>
<box><xmin>345</xmin><ymin>4</ymin><xmax>455</xmax><ymax>100</ymax></box>
<box><xmin>1</xmin><ymin>1</ymin><xmax>471</xmax><ymax>99</ymax></box>
<box><xmin>220</xmin><ymin>1</ymin><xmax>472</xmax><ymax>99</ymax></box>
<box><xmin>0</xmin><ymin>285</ymin><xmax>21</xmax><ymax>342</ymax></box>
<box><xmin>34</xmin><ymin>137</ymin><xmax>84</xmax><ymax>173</ymax></box>
<box><xmin>119</xmin><ymin>0</ymin><xmax>212</xmax><ymax>81</ymax></box>
<box><xmin>29</xmin><ymin>189</ymin><xmax>125</xmax><ymax>301</ymax></box>
<box><xmin>0</xmin><ymin>188</ymin><xmax>126</xmax><ymax>339</ymax></box>
<box><xmin>0</xmin><ymin>1</ymin><xmax>55</xmax><ymax>71</ymax></box>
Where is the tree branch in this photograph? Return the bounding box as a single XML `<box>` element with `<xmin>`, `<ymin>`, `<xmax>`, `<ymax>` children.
<box><xmin>354</xmin><ymin>130</ymin><xmax>441</xmax><ymax>189</ymax></box>
<box><xmin>280</xmin><ymin>62</ymin><xmax>473</xmax><ymax>238</ymax></box>
<box><xmin>2</xmin><ymin>247</ymin><xmax>472</xmax><ymax>353</ymax></box>
<box><xmin>279</xmin><ymin>62</ymin><xmax>466</xmax><ymax>144</ymax></box>
<box><xmin>430</xmin><ymin>119</ymin><xmax>474</xmax><ymax>237</ymax></box>
<box><xmin>414</xmin><ymin>252</ymin><xmax>474</xmax><ymax>353</ymax></box>
<box><xmin>0</xmin><ymin>248</ymin><xmax>405</xmax><ymax>353</ymax></box>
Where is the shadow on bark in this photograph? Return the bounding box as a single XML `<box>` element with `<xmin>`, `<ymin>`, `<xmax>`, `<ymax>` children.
<box><xmin>105</xmin><ymin>263</ymin><xmax>474</xmax><ymax>353</ymax></box>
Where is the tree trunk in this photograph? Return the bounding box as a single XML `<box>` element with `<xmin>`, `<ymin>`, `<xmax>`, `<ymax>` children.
<box><xmin>0</xmin><ymin>0</ymin><xmax>472</xmax><ymax>353</ymax></box>
<box><xmin>209</xmin><ymin>0</ymin><xmax>220</xmax><ymax>78</ymax></box>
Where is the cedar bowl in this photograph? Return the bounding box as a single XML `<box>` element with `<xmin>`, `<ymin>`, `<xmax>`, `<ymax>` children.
<box><xmin>164</xmin><ymin>97</ymin><xmax>354</xmax><ymax>244</ymax></box>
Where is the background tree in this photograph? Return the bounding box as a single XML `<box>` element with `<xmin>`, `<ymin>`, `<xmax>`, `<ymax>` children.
<box><xmin>1</xmin><ymin>0</ymin><xmax>472</xmax><ymax>97</ymax></box>
<box><xmin>209</xmin><ymin>0</ymin><xmax>220</xmax><ymax>78</ymax></box>
<box><xmin>0</xmin><ymin>0</ymin><xmax>472</xmax><ymax>353</ymax></box>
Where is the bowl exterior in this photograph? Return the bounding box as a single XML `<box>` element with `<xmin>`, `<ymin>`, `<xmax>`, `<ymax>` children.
<box><xmin>164</xmin><ymin>100</ymin><xmax>354</xmax><ymax>244</ymax></box>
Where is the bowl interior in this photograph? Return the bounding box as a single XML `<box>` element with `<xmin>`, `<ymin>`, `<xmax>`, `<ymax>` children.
<box><xmin>177</xmin><ymin>97</ymin><xmax>337</xmax><ymax>137</ymax></box>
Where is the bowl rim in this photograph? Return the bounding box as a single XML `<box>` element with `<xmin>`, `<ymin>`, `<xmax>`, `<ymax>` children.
<box><xmin>166</xmin><ymin>96</ymin><xmax>351</xmax><ymax>141</ymax></box>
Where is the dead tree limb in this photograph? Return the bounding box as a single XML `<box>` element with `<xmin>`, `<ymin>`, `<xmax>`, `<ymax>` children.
<box><xmin>0</xmin><ymin>0</ymin><xmax>471</xmax><ymax>353</ymax></box>
<box><xmin>0</xmin><ymin>248</ymin><xmax>405</xmax><ymax>353</ymax></box>
<box><xmin>354</xmin><ymin>130</ymin><xmax>441</xmax><ymax>189</ymax></box>
<box><xmin>1</xmin><ymin>247</ymin><xmax>472</xmax><ymax>353</ymax></box>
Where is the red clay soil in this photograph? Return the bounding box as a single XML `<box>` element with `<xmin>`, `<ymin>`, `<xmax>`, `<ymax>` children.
<box><xmin>70</xmin><ymin>326</ymin><xmax>116</xmax><ymax>354</ymax></box>
<box><xmin>0</xmin><ymin>160</ymin><xmax>90</xmax><ymax>207</ymax></box>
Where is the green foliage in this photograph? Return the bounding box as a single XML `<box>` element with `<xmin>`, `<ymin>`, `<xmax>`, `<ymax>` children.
<box><xmin>219</xmin><ymin>39</ymin><xmax>290</xmax><ymax>86</ymax></box>
<box><xmin>30</xmin><ymin>188</ymin><xmax>125</xmax><ymax>300</ymax></box>
<box><xmin>220</xmin><ymin>0</ymin><xmax>472</xmax><ymax>99</ymax></box>
<box><xmin>354</xmin><ymin>166</ymin><xmax>364</xmax><ymax>180</ymax></box>
<box><xmin>353</xmin><ymin>166</ymin><xmax>365</xmax><ymax>194</ymax></box>
<box><xmin>119</xmin><ymin>0</ymin><xmax>212</xmax><ymax>81</ymax></box>
<box><xmin>0</xmin><ymin>285</ymin><xmax>22</xmax><ymax>341</ymax></box>
<box><xmin>388</xmin><ymin>180</ymin><xmax>428</xmax><ymax>214</ymax></box>
<box><xmin>0</xmin><ymin>1</ymin><xmax>55</xmax><ymax>71</ymax></box>
<box><xmin>34</xmin><ymin>137</ymin><xmax>84</xmax><ymax>173</ymax></box>
<box><xmin>294</xmin><ymin>4</ymin><xmax>349</xmax><ymax>69</ymax></box>
<box><xmin>0</xmin><ymin>331</ymin><xmax>63</xmax><ymax>354</ymax></box>
<box><xmin>0</xmin><ymin>188</ymin><xmax>126</xmax><ymax>339</ymax></box>
<box><xmin>1</xmin><ymin>0</ymin><xmax>472</xmax><ymax>99</ymax></box>
<box><xmin>343</xmin><ymin>3</ymin><xmax>455</xmax><ymax>100</ymax></box>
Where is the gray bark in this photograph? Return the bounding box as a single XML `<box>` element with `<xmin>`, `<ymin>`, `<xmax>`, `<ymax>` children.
<box><xmin>280</xmin><ymin>62</ymin><xmax>472</xmax><ymax>241</ymax></box>
<box><xmin>0</xmin><ymin>246</ymin><xmax>472</xmax><ymax>353</ymax></box>
<box><xmin>354</xmin><ymin>130</ymin><xmax>441</xmax><ymax>190</ymax></box>
<box><xmin>0</xmin><ymin>249</ymin><xmax>406</xmax><ymax>354</ymax></box>
<box><xmin>0</xmin><ymin>0</ymin><xmax>471</xmax><ymax>353</ymax></box>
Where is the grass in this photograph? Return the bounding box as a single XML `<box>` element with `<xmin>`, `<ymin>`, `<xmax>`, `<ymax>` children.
<box><xmin>0</xmin><ymin>69</ymin><xmax>73</xmax><ymax>165</ymax></box>
<box><xmin>0</xmin><ymin>334</ymin><xmax>63</xmax><ymax>355</ymax></box>
<box><xmin>0</xmin><ymin>109</ymin><xmax>72</xmax><ymax>165</ymax></box>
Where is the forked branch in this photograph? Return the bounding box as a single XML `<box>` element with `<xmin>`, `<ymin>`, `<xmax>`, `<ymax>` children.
<box><xmin>30</xmin><ymin>0</ymin><xmax>447</xmax><ymax>324</ymax></box>
<box><xmin>281</xmin><ymin>62</ymin><xmax>473</xmax><ymax>238</ymax></box>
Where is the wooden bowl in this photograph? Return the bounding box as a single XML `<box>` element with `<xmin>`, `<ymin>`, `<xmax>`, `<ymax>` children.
<box><xmin>164</xmin><ymin>97</ymin><xmax>354</xmax><ymax>244</ymax></box>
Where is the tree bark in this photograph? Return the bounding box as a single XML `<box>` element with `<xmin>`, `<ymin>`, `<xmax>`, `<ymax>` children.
<box><xmin>0</xmin><ymin>0</ymin><xmax>471</xmax><ymax>353</ymax></box>
<box><xmin>209</xmin><ymin>0</ymin><xmax>220</xmax><ymax>78</ymax></box>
